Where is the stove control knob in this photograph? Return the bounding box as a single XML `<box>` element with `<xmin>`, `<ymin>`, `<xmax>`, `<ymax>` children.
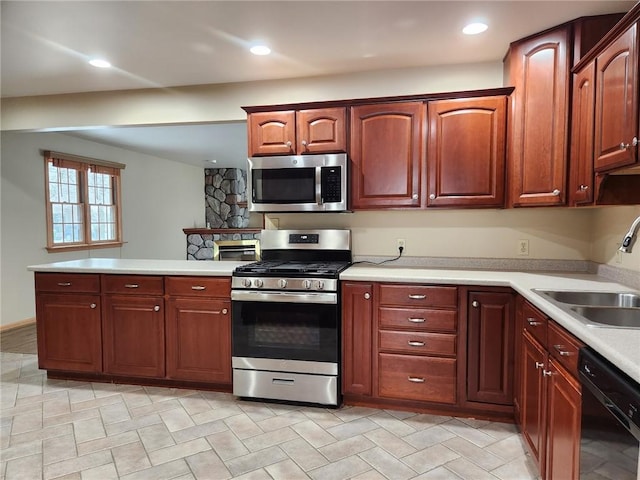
<box><xmin>316</xmin><ymin>280</ymin><xmax>325</xmax><ymax>290</ymax></box>
<box><xmin>242</xmin><ymin>278</ymin><xmax>252</xmax><ymax>288</ymax></box>
<box><xmin>278</xmin><ymin>279</ymin><xmax>288</xmax><ymax>289</ymax></box>
<box><xmin>303</xmin><ymin>280</ymin><xmax>312</xmax><ymax>289</ymax></box>
<box><xmin>254</xmin><ymin>279</ymin><xmax>263</xmax><ymax>288</ymax></box>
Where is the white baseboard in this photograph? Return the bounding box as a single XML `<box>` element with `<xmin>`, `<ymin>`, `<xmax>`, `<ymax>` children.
<box><xmin>0</xmin><ymin>317</ymin><xmax>36</xmax><ymax>332</ymax></box>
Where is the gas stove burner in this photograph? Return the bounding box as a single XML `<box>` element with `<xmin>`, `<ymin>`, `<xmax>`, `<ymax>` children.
<box><xmin>235</xmin><ymin>260</ymin><xmax>350</xmax><ymax>276</ymax></box>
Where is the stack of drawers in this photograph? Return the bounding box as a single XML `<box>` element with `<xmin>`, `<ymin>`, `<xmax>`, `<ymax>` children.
<box><xmin>376</xmin><ymin>284</ymin><xmax>458</xmax><ymax>404</ymax></box>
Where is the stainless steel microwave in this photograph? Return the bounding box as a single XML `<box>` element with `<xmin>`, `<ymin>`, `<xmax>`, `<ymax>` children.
<box><xmin>247</xmin><ymin>153</ymin><xmax>348</xmax><ymax>213</ymax></box>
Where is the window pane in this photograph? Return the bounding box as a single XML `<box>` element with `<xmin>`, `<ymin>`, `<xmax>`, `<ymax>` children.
<box><xmin>68</xmin><ymin>184</ymin><xmax>78</xmax><ymax>202</ymax></box>
<box><xmin>99</xmin><ymin>223</ymin><xmax>107</xmax><ymax>240</ymax></box>
<box><xmin>91</xmin><ymin>224</ymin><xmax>99</xmax><ymax>241</ymax></box>
<box><xmin>53</xmin><ymin>225</ymin><xmax>63</xmax><ymax>243</ymax></box>
<box><xmin>60</xmin><ymin>168</ymin><xmax>68</xmax><ymax>184</ymax></box>
<box><xmin>62</xmin><ymin>204</ymin><xmax>73</xmax><ymax>223</ymax></box>
<box><xmin>107</xmin><ymin>224</ymin><xmax>115</xmax><ymax>240</ymax></box>
<box><xmin>96</xmin><ymin>187</ymin><xmax>104</xmax><ymax>204</ymax></box>
<box><xmin>68</xmin><ymin>170</ymin><xmax>77</xmax><ymax>185</ymax></box>
<box><xmin>52</xmin><ymin>204</ymin><xmax>63</xmax><ymax>223</ymax></box>
<box><xmin>105</xmin><ymin>206</ymin><xmax>113</xmax><ymax>223</ymax></box>
<box><xmin>49</xmin><ymin>183</ymin><xmax>59</xmax><ymax>202</ymax></box>
<box><xmin>48</xmin><ymin>163</ymin><xmax>58</xmax><ymax>182</ymax></box>
<box><xmin>90</xmin><ymin>205</ymin><xmax>99</xmax><ymax>223</ymax></box>
<box><xmin>88</xmin><ymin>171</ymin><xmax>95</xmax><ymax>187</ymax></box>
<box><xmin>60</xmin><ymin>184</ymin><xmax>69</xmax><ymax>203</ymax></box>
<box><xmin>63</xmin><ymin>224</ymin><xmax>73</xmax><ymax>242</ymax></box>
<box><xmin>103</xmin><ymin>175</ymin><xmax>110</xmax><ymax>188</ymax></box>
<box><xmin>73</xmin><ymin>224</ymin><xmax>83</xmax><ymax>242</ymax></box>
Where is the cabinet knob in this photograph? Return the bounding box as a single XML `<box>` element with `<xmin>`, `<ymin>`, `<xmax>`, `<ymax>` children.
<box><xmin>364</xmin><ymin>293</ymin><xmax>371</xmax><ymax>300</ymax></box>
<box><xmin>154</xmin><ymin>305</ymin><xmax>160</xmax><ymax>312</ymax></box>
<box><xmin>301</xmin><ymin>140</ymin><xmax>308</xmax><ymax>147</ymax></box>
<box><xmin>552</xmin><ymin>189</ymin><xmax>560</xmax><ymax>196</ymax></box>
<box><xmin>222</xmin><ymin>308</ymin><xmax>228</xmax><ymax>315</ymax></box>
<box><xmin>471</xmin><ymin>300</ymin><xmax>479</xmax><ymax>308</ymax></box>
<box><xmin>413</xmin><ymin>193</ymin><xmax>419</xmax><ymax>200</ymax></box>
<box><xmin>542</xmin><ymin>370</ymin><xmax>556</xmax><ymax>377</ymax></box>
<box><xmin>553</xmin><ymin>344</ymin><xmax>572</xmax><ymax>356</ymax></box>
<box><xmin>621</xmin><ymin>137</ymin><xmax>639</xmax><ymax>150</ymax></box>
<box><xmin>535</xmin><ymin>361</ymin><xmax>544</xmax><ymax>369</ymax></box>
<box><xmin>579</xmin><ymin>185</ymin><xmax>589</xmax><ymax>191</ymax></box>
<box><xmin>429</xmin><ymin>194</ymin><xmax>435</xmax><ymax>200</ymax></box>
<box><xmin>90</xmin><ymin>303</ymin><xmax>97</xmax><ymax>309</ymax></box>
<box><xmin>286</xmin><ymin>141</ymin><xmax>292</xmax><ymax>148</ymax></box>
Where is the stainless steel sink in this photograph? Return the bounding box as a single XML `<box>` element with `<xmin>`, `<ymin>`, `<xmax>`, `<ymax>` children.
<box><xmin>570</xmin><ymin>306</ymin><xmax>640</xmax><ymax>328</ymax></box>
<box><xmin>532</xmin><ymin>289</ymin><xmax>640</xmax><ymax>329</ymax></box>
<box><xmin>537</xmin><ymin>290</ymin><xmax>640</xmax><ymax>308</ymax></box>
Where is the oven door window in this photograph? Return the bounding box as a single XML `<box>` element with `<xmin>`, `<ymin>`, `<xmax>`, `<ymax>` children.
<box><xmin>252</xmin><ymin>168</ymin><xmax>315</xmax><ymax>204</ymax></box>
<box><xmin>232</xmin><ymin>300</ymin><xmax>338</xmax><ymax>363</ymax></box>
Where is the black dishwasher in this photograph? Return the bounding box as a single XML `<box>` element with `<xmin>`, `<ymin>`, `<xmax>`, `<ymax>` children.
<box><xmin>578</xmin><ymin>347</ymin><xmax>640</xmax><ymax>480</ymax></box>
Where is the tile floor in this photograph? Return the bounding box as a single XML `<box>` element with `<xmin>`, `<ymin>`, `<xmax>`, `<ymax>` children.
<box><xmin>1</xmin><ymin>352</ymin><xmax>539</xmax><ymax>480</ymax></box>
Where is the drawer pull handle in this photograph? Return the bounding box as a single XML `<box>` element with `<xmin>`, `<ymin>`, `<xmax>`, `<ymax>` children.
<box><xmin>154</xmin><ymin>305</ymin><xmax>161</xmax><ymax>312</ymax></box>
<box><xmin>57</xmin><ymin>282</ymin><xmax>72</xmax><ymax>287</ymax></box>
<box><xmin>543</xmin><ymin>370</ymin><xmax>556</xmax><ymax>377</ymax></box>
<box><xmin>90</xmin><ymin>303</ymin><xmax>97</xmax><ymax>309</ymax></box>
<box><xmin>408</xmin><ymin>341</ymin><xmax>425</xmax><ymax>347</ymax></box>
<box><xmin>408</xmin><ymin>317</ymin><xmax>425</xmax><ymax>323</ymax></box>
<box><xmin>273</xmin><ymin>378</ymin><xmax>294</xmax><ymax>385</ymax></box>
<box><xmin>553</xmin><ymin>345</ymin><xmax>572</xmax><ymax>356</ymax></box>
<box><xmin>191</xmin><ymin>286</ymin><xmax>206</xmax><ymax>291</ymax></box>
<box><xmin>527</xmin><ymin>318</ymin><xmax>542</xmax><ymax>326</ymax></box>
<box><xmin>408</xmin><ymin>376</ymin><xmax>425</xmax><ymax>383</ymax></box>
<box><xmin>535</xmin><ymin>361</ymin><xmax>544</xmax><ymax>369</ymax></box>
<box><xmin>408</xmin><ymin>294</ymin><xmax>426</xmax><ymax>300</ymax></box>
<box><xmin>124</xmin><ymin>284</ymin><xmax>139</xmax><ymax>289</ymax></box>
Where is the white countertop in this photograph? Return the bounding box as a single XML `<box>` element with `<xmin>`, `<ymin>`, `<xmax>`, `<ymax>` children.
<box><xmin>27</xmin><ymin>258</ymin><xmax>248</xmax><ymax>276</ymax></box>
<box><xmin>28</xmin><ymin>259</ymin><xmax>640</xmax><ymax>384</ymax></box>
<box><xmin>341</xmin><ymin>265</ymin><xmax>640</xmax><ymax>384</ymax></box>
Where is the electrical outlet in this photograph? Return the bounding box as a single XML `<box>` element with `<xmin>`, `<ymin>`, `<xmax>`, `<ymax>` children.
<box><xmin>397</xmin><ymin>238</ymin><xmax>406</xmax><ymax>252</ymax></box>
<box><xmin>517</xmin><ymin>239</ymin><xmax>529</xmax><ymax>256</ymax></box>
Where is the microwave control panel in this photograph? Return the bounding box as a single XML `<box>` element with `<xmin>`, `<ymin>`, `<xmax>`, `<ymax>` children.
<box><xmin>321</xmin><ymin>167</ymin><xmax>342</xmax><ymax>203</ymax></box>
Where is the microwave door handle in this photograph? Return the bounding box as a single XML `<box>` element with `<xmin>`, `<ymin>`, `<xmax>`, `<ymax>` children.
<box><xmin>315</xmin><ymin>167</ymin><xmax>322</xmax><ymax>205</ymax></box>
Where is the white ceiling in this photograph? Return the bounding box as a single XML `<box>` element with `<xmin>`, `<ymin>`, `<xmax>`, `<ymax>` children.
<box><xmin>2</xmin><ymin>0</ymin><xmax>636</xmax><ymax>169</ymax></box>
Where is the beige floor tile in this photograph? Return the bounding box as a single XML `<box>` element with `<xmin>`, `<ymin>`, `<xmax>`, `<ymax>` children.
<box><xmin>225</xmin><ymin>445</ymin><xmax>288</xmax><ymax>477</ymax></box>
<box><xmin>178</xmin><ymin>394</ymin><xmax>212</xmax><ymax>416</ymax></box>
<box><xmin>440</xmin><ymin>419</ymin><xmax>499</xmax><ymax>448</ymax></box>
<box><xmin>241</xmin><ymin>426</ymin><xmax>299</xmax><ymax>452</ymax></box>
<box><xmin>265</xmin><ymin>458</ymin><xmax>311</xmax><ymax>480</ymax></box>
<box><xmin>230</xmin><ymin>469</ymin><xmax>272</xmax><ymax>480</ymax></box>
<box><xmin>224</xmin><ymin>413</ymin><xmax>264</xmax><ymax>440</ymax></box>
<box><xmin>299</xmin><ymin>408</ymin><xmax>343</xmax><ymax>429</ymax></box>
<box><xmin>404</xmin><ymin>424</ymin><xmax>457</xmax><ymax>449</ymax></box>
<box><xmin>403</xmin><ymin>413</ymin><xmax>452</xmax><ymax>430</ymax></box>
<box><xmin>185</xmin><ymin>450</ymin><xmax>231</xmax><ymax>480</ymax></box>
<box><xmin>43</xmin><ymin>432</ymin><xmax>77</xmax><ymax>465</ymax></box>
<box><xmin>43</xmin><ymin>450</ymin><xmax>112</xmax><ymax>480</ymax></box>
<box><xmin>443</xmin><ymin>436</ymin><xmax>506</xmax><ymax>470</ymax></box>
<box><xmin>485</xmin><ymin>433</ymin><xmax>531</xmax><ymax>462</ymax></box>
<box><xmin>137</xmin><ymin>423</ymin><xmax>176</xmax><ymax>452</ymax></box>
<box><xmin>119</xmin><ymin>459</ymin><xmax>190</xmax><ymax>480</ymax></box>
<box><xmin>412</xmin><ymin>466</ymin><xmax>463</xmax><ymax>480</ymax></box>
<box><xmin>170</xmin><ymin>419</ymin><xmax>227</xmax><ymax>444</ymax></box>
<box><xmin>402</xmin><ymin>443</ymin><xmax>460</xmax><ymax>474</ymax></box>
<box><xmin>369</xmin><ymin>411</ymin><xmax>417</xmax><ymax>436</ymax></box>
<box><xmin>326</xmin><ymin>417</ymin><xmax>378</xmax><ymax>441</ymax></box>
<box><xmin>76</xmin><ymin>430</ymin><xmax>139</xmax><ymax>456</ymax></box>
<box><xmin>5</xmin><ymin>452</ymin><xmax>42</xmax><ymax>480</ymax></box>
<box><xmin>0</xmin><ymin>438</ymin><xmax>42</xmax><ymax>463</ymax></box>
<box><xmin>491</xmin><ymin>455</ymin><xmax>541</xmax><ymax>480</ymax></box>
<box><xmin>9</xmin><ymin>410</ymin><xmax>42</xmax><ymax>435</ymax></box>
<box><xmin>9</xmin><ymin>422</ymin><xmax>72</xmax><ymax>447</ymax></box>
<box><xmin>280</xmin><ymin>438</ymin><xmax>329</xmax><ymax>472</ymax></box>
<box><xmin>307</xmin><ymin>455</ymin><xmax>371</xmax><ymax>480</ymax></box>
<box><xmin>444</xmin><ymin>457</ymin><xmax>499</xmax><ymax>480</ymax></box>
<box><xmin>73</xmin><ymin>417</ymin><xmax>106</xmax><ymax>444</ymax></box>
<box><xmin>104</xmin><ymin>413</ymin><xmax>162</xmax><ymax>437</ymax></box>
<box><xmin>292</xmin><ymin>420</ymin><xmax>337</xmax><ymax>448</ymax></box>
<box><xmin>43</xmin><ymin>394</ymin><xmax>71</xmax><ymax>418</ymax></box>
<box><xmin>359</xmin><ymin>446</ymin><xmax>417</xmax><ymax>480</ymax></box>
<box><xmin>256</xmin><ymin>410</ymin><xmax>307</xmax><ymax>432</ymax></box>
<box><xmin>99</xmin><ymin>401</ymin><xmax>131</xmax><ymax>425</ymax></box>
<box><xmin>363</xmin><ymin>427</ymin><xmax>417</xmax><ymax>458</ymax></box>
<box><xmin>43</xmin><ymin>407</ymin><xmax>100</xmax><ymax>429</ymax></box>
<box><xmin>159</xmin><ymin>407</ymin><xmax>195</xmax><ymax>432</ymax></box>
<box><xmin>318</xmin><ymin>435</ymin><xmax>376</xmax><ymax>462</ymax></box>
<box><xmin>111</xmin><ymin>440</ymin><xmax>152</xmax><ymax>476</ymax></box>
<box><xmin>147</xmin><ymin>437</ymin><xmax>211</xmax><ymax>466</ymax></box>
<box><xmin>350</xmin><ymin>470</ymin><xmax>388</xmax><ymax>480</ymax></box>
<box><xmin>81</xmin><ymin>462</ymin><xmax>119</xmax><ymax>480</ymax></box>
<box><xmin>207</xmin><ymin>429</ymin><xmax>249</xmax><ymax>461</ymax></box>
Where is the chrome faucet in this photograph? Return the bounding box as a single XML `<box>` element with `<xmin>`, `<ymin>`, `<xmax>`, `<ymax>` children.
<box><xmin>619</xmin><ymin>215</ymin><xmax>640</xmax><ymax>253</ymax></box>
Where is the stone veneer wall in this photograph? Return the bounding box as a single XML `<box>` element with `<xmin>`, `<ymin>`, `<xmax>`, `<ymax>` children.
<box><xmin>187</xmin><ymin>232</ymin><xmax>261</xmax><ymax>260</ymax></box>
<box><xmin>205</xmin><ymin>168</ymin><xmax>250</xmax><ymax>228</ymax></box>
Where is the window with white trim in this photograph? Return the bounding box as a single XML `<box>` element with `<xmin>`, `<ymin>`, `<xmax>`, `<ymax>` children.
<box><xmin>44</xmin><ymin>151</ymin><xmax>125</xmax><ymax>252</ymax></box>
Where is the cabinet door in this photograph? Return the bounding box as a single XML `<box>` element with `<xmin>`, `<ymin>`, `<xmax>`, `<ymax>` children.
<box><xmin>103</xmin><ymin>295</ymin><xmax>165</xmax><ymax>378</ymax></box>
<box><xmin>508</xmin><ymin>26</ymin><xmax>570</xmax><ymax>206</ymax></box>
<box><xmin>427</xmin><ymin>96</ymin><xmax>507</xmax><ymax>208</ymax></box>
<box><xmin>545</xmin><ymin>358</ymin><xmax>581</xmax><ymax>480</ymax></box>
<box><xmin>350</xmin><ymin>102</ymin><xmax>424</xmax><ymax>209</ymax></box>
<box><xmin>466</xmin><ymin>291</ymin><xmax>514</xmax><ymax>405</ymax></box>
<box><xmin>342</xmin><ymin>282</ymin><xmax>373</xmax><ymax>396</ymax></box>
<box><xmin>570</xmin><ymin>61</ymin><xmax>596</xmax><ymax>205</ymax></box>
<box><xmin>521</xmin><ymin>330</ymin><xmax>547</xmax><ymax>472</ymax></box>
<box><xmin>513</xmin><ymin>296</ymin><xmax>525</xmax><ymax>425</ymax></box>
<box><xmin>166</xmin><ymin>297</ymin><xmax>231</xmax><ymax>384</ymax></box>
<box><xmin>247</xmin><ymin>111</ymin><xmax>296</xmax><ymax>156</ymax></box>
<box><xmin>594</xmin><ymin>23</ymin><xmax>639</xmax><ymax>172</ymax></box>
<box><xmin>36</xmin><ymin>293</ymin><xmax>102</xmax><ymax>372</ymax></box>
<box><xmin>296</xmin><ymin>107</ymin><xmax>346</xmax><ymax>154</ymax></box>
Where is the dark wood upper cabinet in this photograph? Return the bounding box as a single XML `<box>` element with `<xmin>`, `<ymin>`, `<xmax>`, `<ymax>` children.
<box><xmin>427</xmin><ymin>96</ymin><xmax>507</xmax><ymax>208</ymax></box>
<box><xmin>247</xmin><ymin>108</ymin><xmax>346</xmax><ymax>156</ymax></box>
<box><xmin>594</xmin><ymin>22</ymin><xmax>639</xmax><ymax>172</ymax></box>
<box><xmin>506</xmin><ymin>25</ymin><xmax>571</xmax><ymax>207</ymax></box>
<box><xmin>569</xmin><ymin>60</ymin><xmax>596</xmax><ymax>205</ymax></box>
<box><xmin>350</xmin><ymin>102</ymin><xmax>425</xmax><ymax>209</ymax></box>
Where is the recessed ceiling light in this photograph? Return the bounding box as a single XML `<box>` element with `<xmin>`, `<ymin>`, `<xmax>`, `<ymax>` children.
<box><xmin>463</xmin><ymin>22</ymin><xmax>488</xmax><ymax>35</ymax></box>
<box><xmin>250</xmin><ymin>45</ymin><xmax>271</xmax><ymax>56</ymax></box>
<box><xmin>89</xmin><ymin>59</ymin><xmax>111</xmax><ymax>68</ymax></box>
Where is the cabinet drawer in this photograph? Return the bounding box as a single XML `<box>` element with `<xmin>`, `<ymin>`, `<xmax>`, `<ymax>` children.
<box><xmin>35</xmin><ymin>272</ymin><xmax>100</xmax><ymax>293</ymax></box>
<box><xmin>101</xmin><ymin>275</ymin><xmax>164</xmax><ymax>295</ymax></box>
<box><xmin>379</xmin><ymin>284</ymin><xmax>457</xmax><ymax>308</ymax></box>
<box><xmin>522</xmin><ymin>301</ymin><xmax>548</xmax><ymax>345</ymax></box>
<box><xmin>379</xmin><ymin>307</ymin><xmax>457</xmax><ymax>332</ymax></box>
<box><xmin>548</xmin><ymin>321</ymin><xmax>583</xmax><ymax>377</ymax></box>
<box><xmin>165</xmin><ymin>276</ymin><xmax>231</xmax><ymax>297</ymax></box>
<box><xmin>379</xmin><ymin>331</ymin><xmax>456</xmax><ymax>356</ymax></box>
<box><xmin>378</xmin><ymin>353</ymin><xmax>456</xmax><ymax>404</ymax></box>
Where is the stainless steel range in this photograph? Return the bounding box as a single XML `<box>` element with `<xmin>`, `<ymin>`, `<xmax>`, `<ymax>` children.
<box><xmin>231</xmin><ymin>229</ymin><xmax>351</xmax><ymax>406</ymax></box>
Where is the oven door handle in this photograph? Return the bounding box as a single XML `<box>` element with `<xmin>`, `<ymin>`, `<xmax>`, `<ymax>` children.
<box><xmin>231</xmin><ymin>290</ymin><xmax>337</xmax><ymax>305</ymax></box>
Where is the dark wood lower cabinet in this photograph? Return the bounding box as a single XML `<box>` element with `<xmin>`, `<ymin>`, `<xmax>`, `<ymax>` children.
<box><xmin>166</xmin><ymin>297</ymin><xmax>231</xmax><ymax>384</ymax></box>
<box><xmin>521</xmin><ymin>330</ymin><xmax>547</xmax><ymax>471</ymax></box>
<box><xmin>35</xmin><ymin>293</ymin><xmax>102</xmax><ymax>373</ymax></box>
<box><xmin>341</xmin><ymin>282</ymin><xmax>373</xmax><ymax>396</ymax></box>
<box><xmin>466</xmin><ymin>290</ymin><xmax>515</xmax><ymax>406</ymax></box>
<box><xmin>102</xmin><ymin>295</ymin><xmax>165</xmax><ymax>378</ymax></box>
